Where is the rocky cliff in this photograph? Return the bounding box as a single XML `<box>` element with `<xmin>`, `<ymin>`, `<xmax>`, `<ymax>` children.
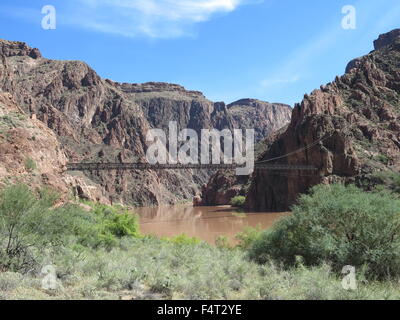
<box><xmin>200</xmin><ymin>125</ymin><xmax>288</xmax><ymax>206</ymax></box>
<box><xmin>0</xmin><ymin>39</ymin><xmax>291</xmax><ymax>206</ymax></box>
<box><xmin>228</xmin><ymin>99</ymin><xmax>292</xmax><ymax>142</ymax></box>
<box><xmin>245</xmin><ymin>29</ymin><xmax>400</xmax><ymax>211</ymax></box>
<box><xmin>0</xmin><ymin>91</ymin><xmax>107</xmax><ymax>204</ymax></box>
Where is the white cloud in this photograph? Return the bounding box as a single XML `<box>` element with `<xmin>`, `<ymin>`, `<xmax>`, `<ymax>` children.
<box><xmin>68</xmin><ymin>0</ymin><xmax>254</xmax><ymax>38</ymax></box>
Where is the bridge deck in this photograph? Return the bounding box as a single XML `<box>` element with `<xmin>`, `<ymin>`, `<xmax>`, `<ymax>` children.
<box><xmin>66</xmin><ymin>163</ymin><xmax>318</xmax><ymax>171</ymax></box>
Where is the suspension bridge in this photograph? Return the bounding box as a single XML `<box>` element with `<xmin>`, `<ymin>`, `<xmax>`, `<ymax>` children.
<box><xmin>66</xmin><ymin>162</ymin><xmax>318</xmax><ymax>171</ymax></box>
<box><xmin>66</xmin><ymin>129</ymin><xmax>343</xmax><ymax>173</ymax></box>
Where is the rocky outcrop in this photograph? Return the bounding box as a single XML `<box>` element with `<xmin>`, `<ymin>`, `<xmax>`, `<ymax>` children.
<box><xmin>0</xmin><ymin>39</ymin><xmax>291</xmax><ymax>206</ymax></box>
<box><xmin>0</xmin><ymin>91</ymin><xmax>108</xmax><ymax>204</ymax></box>
<box><xmin>200</xmin><ymin>172</ymin><xmax>249</xmax><ymax>206</ymax></box>
<box><xmin>0</xmin><ymin>40</ymin><xmax>42</xmax><ymax>59</ymax></box>
<box><xmin>246</xmin><ymin>29</ymin><xmax>400</xmax><ymax>211</ymax></box>
<box><xmin>198</xmin><ymin>99</ymin><xmax>292</xmax><ymax>207</ymax></box>
<box><xmin>228</xmin><ymin>99</ymin><xmax>292</xmax><ymax>142</ymax></box>
<box><xmin>200</xmin><ymin>125</ymin><xmax>288</xmax><ymax>206</ymax></box>
<box><xmin>373</xmin><ymin>28</ymin><xmax>400</xmax><ymax>50</ymax></box>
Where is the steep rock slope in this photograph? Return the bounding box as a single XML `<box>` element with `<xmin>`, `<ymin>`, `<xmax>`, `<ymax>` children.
<box><xmin>246</xmin><ymin>29</ymin><xmax>400</xmax><ymax>211</ymax></box>
<box><xmin>201</xmin><ymin>126</ymin><xmax>288</xmax><ymax>206</ymax></box>
<box><xmin>228</xmin><ymin>99</ymin><xmax>292</xmax><ymax>142</ymax></box>
<box><xmin>0</xmin><ymin>39</ymin><xmax>291</xmax><ymax>205</ymax></box>
<box><xmin>0</xmin><ymin>91</ymin><xmax>107</xmax><ymax>204</ymax></box>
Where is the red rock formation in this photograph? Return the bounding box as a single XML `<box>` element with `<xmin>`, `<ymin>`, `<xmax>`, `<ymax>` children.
<box><xmin>246</xmin><ymin>29</ymin><xmax>400</xmax><ymax>211</ymax></box>
<box><xmin>0</xmin><ymin>38</ymin><xmax>291</xmax><ymax>206</ymax></box>
<box><xmin>228</xmin><ymin>99</ymin><xmax>292</xmax><ymax>142</ymax></box>
<box><xmin>0</xmin><ymin>92</ymin><xmax>108</xmax><ymax>204</ymax></box>
<box><xmin>200</xmin><ymin>172</ymin><xmax>249</xmax><ymax>206</ymax></box>
<box><xmin>200</xmin><ymin>125</ymin><xmax>287</xmax><ymax>206</ymax></box>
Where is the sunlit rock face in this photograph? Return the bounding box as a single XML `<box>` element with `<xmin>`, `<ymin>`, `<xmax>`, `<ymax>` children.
<box><xmin>246</xmin><ymin>29</ymin><xmax>400</xmax><ymax>211</ymax></box>
<box><xmin>0</xmin><ymin>39</ymin><xmax>291</xmax><ymax>206</ymax></box>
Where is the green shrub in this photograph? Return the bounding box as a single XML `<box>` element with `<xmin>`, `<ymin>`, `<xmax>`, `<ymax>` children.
<box><xmin>0</xmin><ymin>184</ymin><xmax>140</xmax><ymax>272</ymax></box>
<box><xmin>24</xmin><ymin>157</ymin><xmax>37</xmax><ymax>172</ymax></box>
<box><xmin>249</xmin><ymin>184</ymin><xmax>400</xmax><ymax>280</ymax></box>
<box><xmin>235</xmin><ymin>225</ymin><xmax>262</xmax><ymax>250</ymax></box>
<box><xmin>366</xmin><ymin>171</ymin><xmax>400</xmax><ymax>195</ymax></box>
<box><xmin>88</xmin><ymin>203</ymin><xmax>141</xmax><ymax>248</ymax></box>
<box><xmin>394</xmin><ymin>175</ymin><xmax>400</xmax><ymax>194</ymax></box>
<box><xmin>0</xmin><ymin>184</ymin><xmax>45</xmax><ymax>272</ymax></box>
<box><xmin>0</xmin><ymin>185</ymin><xmax>144</xmax><ymax>274</ymax></box>
<box><xmin>374</xmin><ymin>154</ymin><xmax>390</xmax><ymax>165</ymax></box>
<box><xmin>45</xmin><ymin>204</ymin><xmax>100</xmax><ymax>247</ymax></box>
<box><xmin>149</xmin><ymin>277</ymin><xmax>173</xmax><ymax>297</ymax></box>
<box><xmin>230</xmin><ymin>196</ymin><xmax>246</xmax><ymax>208</ymax></box>
<box><xmin>163</xmin><ymin>234</ymin><xmax>201</xmax><ymax>246</ymax></box>
<box><xmin>102</xmin><ymin>213</ymin><xmax>140</xmax><ymax>238</ymax></box>
<box><xmin>215</xmin><ymin>235</ymin><xmax>232</xmax><ymax>249</ymax></box>
<box><xmin>90</xmin><ymin>203</ymin><xmax>119</xmax><ymax>216</ymax></box>
<box><xmin>0</xmin><ymin>272</ymin><xmax>22</xmax><ymax>292</ymax></box>
<box><xmin>0</xmin><ymin>184</ymin><xmax>100</xmax><ymax>272</ymax></box>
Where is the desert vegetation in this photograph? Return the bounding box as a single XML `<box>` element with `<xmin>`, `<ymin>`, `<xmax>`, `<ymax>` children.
<box><xmin>230</xmin><ymin>196</ymin><xmax>246</xmax><ymax>208</ymax></box>
<box><xmin>1</xmin><ymin>180</ymin><xmax>400</xmax><ymax>300</ymax></box>
<box><xmin>249</xmin><ymin>183</ymin><xmax>400</xmax><ymax>280</ymax></box>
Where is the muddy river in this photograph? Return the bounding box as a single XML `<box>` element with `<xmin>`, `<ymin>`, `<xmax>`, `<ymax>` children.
<box><xmin>136</xmin><ymin>205</ymin><xmax>288</xmax><ymax>245</ymax></box>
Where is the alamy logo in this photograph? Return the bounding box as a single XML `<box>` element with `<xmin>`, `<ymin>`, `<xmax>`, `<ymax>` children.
<box><xmin>41</xmin><ymin>5</ymin><xmax>56</xmax><ymax>30</ymax></box>
<box><xmin>341</xmin><ymin>5</ymin><xmax>356</xmax><ymax>30</ymax></box>
<box><xmin>341</xmin><ymin>265</ymin><xmax>357</xmax><ymax>290</ymax></box>
<box><xmin>146</xmin><ymin>122</ymin><xmax>255</xmax><ymax>175</ymax></box>
<box><xmin>41</xmin><ymin>265</ymin><xmax>59</xmax><ymax>290</ymax></box>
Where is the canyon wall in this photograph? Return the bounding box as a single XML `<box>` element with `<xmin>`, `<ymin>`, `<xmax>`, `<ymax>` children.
<box><xmin>0</xmin><ymin>39</ymin><xmax>291</xmax><ymax>205</ymax></box>
<box><xmin>245</xmin><ymin>29</ymin><xmax>400</xmax><ymax>211</ymax></box>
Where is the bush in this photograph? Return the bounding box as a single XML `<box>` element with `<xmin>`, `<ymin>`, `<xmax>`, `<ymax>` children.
<box><xmin>230</xmin><ymin>196</ymin><xmax>246</xmax><ymax>208</ymax></box>
<box><xmin>0</xmin><ymin>185</ymin><xmax>142</xmax><ymax>272</ymax></box>
<box><xmin>87</xmin><ymin>203</ymin><xmax>141</xmax><ymax>248</ymax></box>
<box><xmin>0</xmin><ymin>272</ymin><xmax>22</xmax><ymax>292</ymax></box>
<box><xmin>24</xmin><ymin>157</ymin><xmax>37</xmax><ymax>172</ymax></box>
<box><xmin>372</xmin><ymin>172</ymin><xmax>400</xmax><ymax>194</ymax></box>
<box><xmin>163</xmin><ymin>234</ymin><xmax>201</xmax><ymax>246</ymax></box>
<box><xmin>235</xmin><ymin>226</ymin><xmax>262</xmax><ymax>250</ymax></box>
<box><xmin>0</xmin><ymin>184</ymin><xmax>96</xmax><ymax>272</ymax></box>
<box><xmin>0</xmin><ymin>184</ymin><xmax>47</xmax><ymax>272</ymax></box>
<box><xmin>374</xmin><ymin>154</ymin><xmax>390</xmax><ymax>165</ymax></box>
<box><xmin>215</xmin><ymin>235</ymin><xmax>232</xmax><ymax>250</ymax></box>
<box><xmin>249</xmin><ymin>184</ymin><xmax>400</xmax><ymax>280</ymax></box>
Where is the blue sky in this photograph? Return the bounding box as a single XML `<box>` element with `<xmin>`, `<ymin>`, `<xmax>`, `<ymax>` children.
<box><xmin>0</xmin><ymin>0</ymin><xmax>399</xmax><ymax>106</ymax></box>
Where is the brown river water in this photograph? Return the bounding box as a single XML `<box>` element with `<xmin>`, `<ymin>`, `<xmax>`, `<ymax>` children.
<box><xmin>136</xmin><ymin>205</ymin><xmax>288</xmax><ymax>245</ymax></box>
